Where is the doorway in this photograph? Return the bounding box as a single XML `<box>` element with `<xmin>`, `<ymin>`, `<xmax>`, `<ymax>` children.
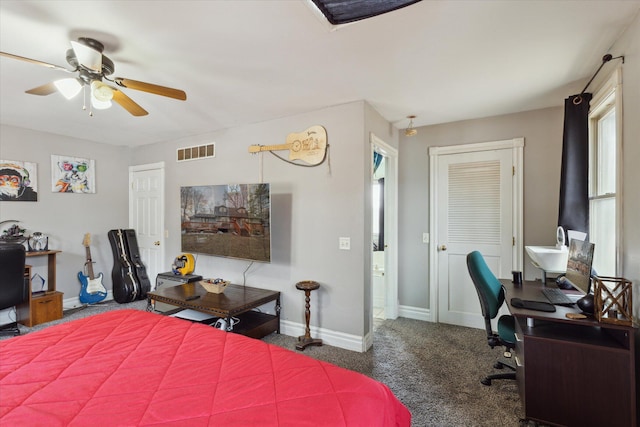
<box><xmin>428</xmin><ymin>138</ymin><xmax>523</xmax><ymax>328</ymax></box>
<box><xmin>129</xmin><ymin>162</ymin><xmax>165</xmax><ymax>288</ymax></box>
<box><xmin>370</xmin><ymin>134</ymin><xmax>398</xmax><ymax>321</ymax></box>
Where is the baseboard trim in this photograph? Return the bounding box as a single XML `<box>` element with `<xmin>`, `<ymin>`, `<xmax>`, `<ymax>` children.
<box><xmin>280</xmin><ymin>320</ymin><xmax>365</xmax><ymax>352</ymax></box>
<box><xmin>28</xmin><ymin>296</ymin><xmax>434</xmax><ymax>354</ymax></box>
<box><xmin>398</xmin><ymin>304</ymin><xmax>432</xmax><ymax>322</ymax></box>
<box><xmin>63</xmin><ymin>292</ymin><xmax>115</xmax><ymax>310</ymax></box>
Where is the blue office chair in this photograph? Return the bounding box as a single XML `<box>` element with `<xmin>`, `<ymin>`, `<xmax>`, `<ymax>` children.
<box><xmin>467</xmin><ymin>250</ymin><xmax>516</xmax><ymax>386</ymax></box>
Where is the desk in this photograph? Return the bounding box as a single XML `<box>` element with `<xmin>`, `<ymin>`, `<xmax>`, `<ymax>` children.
<box><xmin>501</xmin><ymin>279</ymin><xmax>638</xmax><ymax>427</ymax></box>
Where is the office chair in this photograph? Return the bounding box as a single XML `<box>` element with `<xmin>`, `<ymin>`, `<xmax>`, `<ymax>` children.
<box><xmin>467</xmin><ymin>250</ymin><xmax>516</xmax><ymax>386</ymax></box>
<box><xmin>0</xmin><ymin>243</ymin><xmax>28</xmax><ymax>336</ymax></box>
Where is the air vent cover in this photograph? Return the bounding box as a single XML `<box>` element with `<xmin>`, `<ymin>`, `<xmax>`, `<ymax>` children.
<box><xmin>177</xmin><ymin>144</ymin><xmax>215</xmax><ymax>162</ymax></box>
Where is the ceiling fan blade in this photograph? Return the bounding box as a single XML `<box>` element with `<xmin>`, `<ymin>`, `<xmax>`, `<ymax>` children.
<box><xmin>114</xmin><ymin>78</ymin><xmax>187</xmax><ymax>100</ymax></box>
<box><xmin>25</xmin><ymin>82</ymin><xmax>58</xmax><ymax>96</ymax></box>
<box><xmin>112</xmin><ymin>89</ymin><xmax>149</xmax><ymax>116</ymax></box>
<box><xmin>70</xmin><ymin>40</ymin><xmax>102</xmax><ymax>72</ymax></box>
<box><xmin>0</xmin><ymin>51</ymin><xmax>72</xmax><ymax>72</ymax></box>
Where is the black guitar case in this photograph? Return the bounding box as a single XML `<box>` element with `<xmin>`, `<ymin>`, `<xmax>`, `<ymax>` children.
<box><xmin>122</xmin><ymin>229</ymin><xmax>151</xmax><ymax>298</ymax></box>
<box><xmin>108</xmin><ymin>229</ymin><xmax>150</xmax><ymax>303</ymax></box>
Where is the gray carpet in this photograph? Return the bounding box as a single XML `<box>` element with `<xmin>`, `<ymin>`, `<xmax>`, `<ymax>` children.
<box><xmin>2</xmin><ymin>301</ymin><xmax>524</xmax><ymax>426</ymax></box>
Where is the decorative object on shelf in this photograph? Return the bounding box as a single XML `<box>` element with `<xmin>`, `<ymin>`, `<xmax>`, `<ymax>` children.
<box><xmin>27</xmin><ymin>232</ymin><xmax>49</xmax><ymax>251</ymax></box>
<box><xmin>0</xmin><ymin>222</ymin><xmax>27</xmax><ymax>244</ymax></box>
<box><xmin>248</xmin><ymin>125</ymin><xmax>328</xmax><ymax>167</ymax></box>
<box><xmin>199</xmin><ymin>278</ymin><xmax>229</xmax><ymax>294</ymax></box>
<box><xmin>593</xmin><ymin>276</ymin><xmax>634</xmax><ymax>326</ymax></box>
<box><xmin>51</xmin><ymin>154</ymin><xmax>96</xmax><ymax>193</ymax></box>
<box><xmin>31</xmin><ymin>273</ymin><xmax>46</xmax><ymax>293</ymax></box>
<box><xmin>576</xmin><ymin>293</ymin><xmax>595</xmax><ymax>314</ymax></box>
<box><xmin>295</xmin><ymin>280</ymin><xmax>323</xmax><ymax>351</ymax></box>
<box><xmin>0</xmin><ymin>160</ymin><xmax>38</xmax><ymax>201</ymax></box>
<box><xmin>172</xmin><ymin>253</ymin><xmax>195</xmax><ymax>275</ymax></box>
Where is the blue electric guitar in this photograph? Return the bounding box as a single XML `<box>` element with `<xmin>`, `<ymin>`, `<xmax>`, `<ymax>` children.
<box><xmin>78</xmin><ymin>233</ymin><xmax>107</xmax><ymax>304</ymax></box>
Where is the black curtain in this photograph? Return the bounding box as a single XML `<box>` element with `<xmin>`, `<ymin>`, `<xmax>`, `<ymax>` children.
<box><xmin>558</xmin><ymin>93</ymin><xmax>592</xmax><ymax>241</ymax></box>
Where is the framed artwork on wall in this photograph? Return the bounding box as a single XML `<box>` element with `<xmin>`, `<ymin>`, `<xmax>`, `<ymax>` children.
<box><xmin>0</xmin><ymin>160</ymin><xmax>38</xmax><ymax>202</ymax></box>
<box><xmin>51</xmin><ymin>155</ymin><xmax>95</xmax><ymax>193</ymax></box>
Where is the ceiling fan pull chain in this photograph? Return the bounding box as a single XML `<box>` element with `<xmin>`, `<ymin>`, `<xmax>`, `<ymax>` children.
<box><xmin>82</xmin><ymin>85</ymin><xmax>87</xmax><ymax>112</ymax></box>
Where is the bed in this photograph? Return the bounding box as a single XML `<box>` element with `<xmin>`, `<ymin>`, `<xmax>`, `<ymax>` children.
<box><xmin>0</xmin><ymin>309</ymin><xmax>410</xmax><ymax>426</ymax></box>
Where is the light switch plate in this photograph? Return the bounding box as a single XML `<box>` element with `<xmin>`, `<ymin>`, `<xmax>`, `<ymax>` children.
<box><xmin>339</xmin><ymin>237</ymin><xmax>351</xmax><ymax>250</ymax></box>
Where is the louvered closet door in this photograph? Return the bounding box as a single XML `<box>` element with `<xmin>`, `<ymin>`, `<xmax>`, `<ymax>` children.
<box><xmin>437</xmin><ymin>149</ymin><xmax>514</xmax><ymax>328</ymax></box>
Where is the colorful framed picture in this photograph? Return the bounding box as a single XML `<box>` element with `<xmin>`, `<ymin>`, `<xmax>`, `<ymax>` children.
<box><xmin>51</xmin><ymin>155</ymin><xmax>95</xmax><ymax>193</ymax></box>
<box><xmin>0</xmin><ymin>160</ymin><xmax>38</xmax><ymax>201</ymax></box>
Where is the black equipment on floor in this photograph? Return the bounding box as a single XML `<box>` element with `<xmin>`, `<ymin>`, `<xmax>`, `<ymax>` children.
<box><xmin>0</xmin><ymin>243</ymin><xmax>28</xmax><ymax>335</ymax></box>
<box><xmin>108</xmin><ymin>229</ymin><xmax>151</xmax><ymax>303</ymax></box>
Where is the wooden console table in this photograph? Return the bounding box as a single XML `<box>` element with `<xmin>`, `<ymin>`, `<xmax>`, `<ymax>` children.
<box><xmin>17</xmin><ymin>250</ymin><xmax>63</xmax><ymax>327</ymax></box>
<box><xmin>147</xmin><ymin>282</ymin><xmax>280</xmax><ymax>339</ymax></box>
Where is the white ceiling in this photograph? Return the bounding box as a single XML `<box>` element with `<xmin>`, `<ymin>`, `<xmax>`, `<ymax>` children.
<box><xmin>1</xmin><ymin>0</ymin><xmax>638</xmax><ymax>147</ymax></box>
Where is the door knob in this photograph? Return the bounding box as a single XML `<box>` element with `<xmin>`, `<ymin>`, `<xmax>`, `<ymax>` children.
<box><xmin>154</xmin><ymin>241</ymin><xmax>160</xmax><ymax>246</ymax></box>
<box><xmin>439</xmin><ymin>245</ymin><xmax>447</xmax><ymax>251</ymax></box>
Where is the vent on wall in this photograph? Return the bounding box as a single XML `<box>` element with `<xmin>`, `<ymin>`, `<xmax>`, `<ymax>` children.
<box><xmin>177</xmin><ymin>144</ymin><xmax>215</xmax><ymax>162</ymax></box>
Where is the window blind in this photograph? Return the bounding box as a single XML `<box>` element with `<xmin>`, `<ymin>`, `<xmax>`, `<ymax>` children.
<box><xmin>448</xmin><ymin>160</ymin><xmax>501</xmax><ymax>244</ymax></box>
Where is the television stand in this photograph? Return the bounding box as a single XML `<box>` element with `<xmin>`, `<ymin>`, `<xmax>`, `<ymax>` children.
<box><xmin>147</xmin><ymin>282</ymin><xmax>280</xmax><ymax>339</ymax></box>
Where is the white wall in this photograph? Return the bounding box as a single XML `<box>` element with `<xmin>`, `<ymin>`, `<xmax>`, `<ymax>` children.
<box><xmin>0</xmin><ymin>126</ymin><xmax>130</xmax><ymax>303</ymax></box>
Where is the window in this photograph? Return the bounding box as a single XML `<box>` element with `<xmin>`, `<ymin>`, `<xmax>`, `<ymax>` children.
<box><xmin>588</xmin><ymin>69</ymin><xmax>622</xmax><ymax>276</ymax></box>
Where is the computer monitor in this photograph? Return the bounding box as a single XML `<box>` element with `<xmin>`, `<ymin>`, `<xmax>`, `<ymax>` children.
<box><xmin>564</xmin><ymin>239</ymin><xmax>595</xmax><ymax>294</ymax></box>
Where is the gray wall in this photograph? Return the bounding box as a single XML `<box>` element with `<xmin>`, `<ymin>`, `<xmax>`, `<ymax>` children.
<box><xmin>130</xmin><ymin>101</ymin><xmax>380</xmax><ymax>340</ymax></box>
<box><xmin>0</xmin><ymin>126</ymin><xmax>130</xmax><ymax>298</ymax></box>
<box><xmin>397</xmin><ymin>12</ymin><xmax>640</xmax><ymax>320</ymax></box>
<box><xmin>612</xmin><ymin>13</ymin><xmax>640</xmax><ymax>321</ymax></box>
<box><xmin>397</xmin><ymin>107</ymin><xmax>564</xmax><ymax>309</ymax></box>
<box><xmin>2</xmin><ymin>11</ymin><xmax>638</xmax><ymax>341</ymax></box>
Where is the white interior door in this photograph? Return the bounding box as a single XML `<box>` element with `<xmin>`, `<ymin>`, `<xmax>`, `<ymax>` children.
<box><xmin>429</xmin><ymin>139</ymin><xmax>523</xmax><ymax>329</ymax></box>
<box><xmin>371</xmin><ymin>134</ymin><xmax>398</xmax><ymax>320</ymax></box>
<box><xmin>129</xmin><ymin>163</ymin><xmax>165</xmax><ymax>288</ymax></box>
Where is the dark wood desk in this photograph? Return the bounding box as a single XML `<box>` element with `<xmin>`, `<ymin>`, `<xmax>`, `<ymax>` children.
<box><xmin>147</xmin><ymin>283</ymin><xmax>280</xmax><ymax>339</ymax></box>
<box><xmin>501</xmin><ymin>279</ymin><xmax>638</xmax><ymax>427</ymax></box>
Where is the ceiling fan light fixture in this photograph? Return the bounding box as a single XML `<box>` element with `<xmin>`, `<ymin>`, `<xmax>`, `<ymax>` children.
<box><xmin>91</xmin><ymin>80</ymin><xmax>114</xmax><ymax>102</ymax></box>
<box><xmin>53</xmin><ymin>78</ymin><xmax>82</xmax><ymax>100</ymax></box>
<box><xmin>91</xmin><ymin>96</ymin><xmax>112</xmax><ymax>110</ymax></box>
<box><xmin>70</xmin><ymin>40</ymin><xmax>102</xmax><ymax>72</ymax></box>
<box><xmin>405</xmin><ymin>115</ymin><xmax>417</xmax><ymax>137</ymax></box>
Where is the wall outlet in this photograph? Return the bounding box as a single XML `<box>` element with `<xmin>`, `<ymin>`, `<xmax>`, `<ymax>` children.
<box><xmin>422</xmin><ymin>232</ymin><xmax>429</xmax><ymax>243</ymax></box>
<box><xmin>339</xmin><ymin>237</ymin><xmax>351</xmax><ymax>250</ymax></box>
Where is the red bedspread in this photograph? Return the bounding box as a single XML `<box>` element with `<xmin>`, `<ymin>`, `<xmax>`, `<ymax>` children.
<box><xmin>0</xmin><ymin>310</ymin><xmax>410</xmax><ymax>426</ymax></box>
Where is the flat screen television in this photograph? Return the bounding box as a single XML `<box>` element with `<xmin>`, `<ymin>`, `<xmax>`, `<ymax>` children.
<box><xmin>180</xmin><ymin>183</ymin><xmax>271</xmax><ymax>262</ymax></box>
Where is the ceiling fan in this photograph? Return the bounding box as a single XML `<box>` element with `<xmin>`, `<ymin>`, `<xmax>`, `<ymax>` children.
<box><xmin>0</xmin><ymin>37</ymin><xmax>187</xmax><ymax>116</ymax></box>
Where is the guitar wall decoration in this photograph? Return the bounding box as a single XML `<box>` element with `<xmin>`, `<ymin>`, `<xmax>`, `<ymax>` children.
<box><xmin>248</xmin><ymin>125</ymin><xmax>327</xmax><ymax>166</ymax></box>
<box><xmin>78</xmin><ymin>233</ymin><xmax>107</xmax><ymax>304</ymax></box>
